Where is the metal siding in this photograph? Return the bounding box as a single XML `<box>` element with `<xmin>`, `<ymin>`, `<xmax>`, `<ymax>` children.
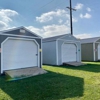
<box><xmin>0</xmin><ymin>35</ymin><xmax>42</xmax><ymax>75</ymax></box>
<box><xmin>95</xmin><ymin>43</ymin><xmax>99</xmax><ymax>61</ymax></box>
<box><xmin>81</xmin><ymin>43</ymin><xmax>94</xmax><ymax>61</ymax></box>
<box><xmin>58</xmin><ymin>40</ymin><xmax>63</xmax><ymax>65</ymax></box>
<box><xmin>43</xmin><ymin>41</ymin><xmax>57</xmax><ymax>65</ymax></box>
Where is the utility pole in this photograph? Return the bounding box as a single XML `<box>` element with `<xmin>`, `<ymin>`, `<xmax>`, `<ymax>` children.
<box><xmin>66</xmin><ymin>0</ymin><xmax>76</xmax><ymax>35</ymax></box>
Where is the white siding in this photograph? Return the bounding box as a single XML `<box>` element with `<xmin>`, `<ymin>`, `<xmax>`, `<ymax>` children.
<box><xmin>43</xmin><ymin>41</ymin><xmax>57</xmax><ymax>65</ymax></box>
<box><xmin>98</xmin><ymin>44</ymin><xmax>100</xmax><ymax>60</ymax></box>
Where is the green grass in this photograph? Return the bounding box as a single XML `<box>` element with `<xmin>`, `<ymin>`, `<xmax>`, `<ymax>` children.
<box><xmin>0</xmin><ymin>62</ymin><xmax>100</xmax><ymax>100</ymax></box>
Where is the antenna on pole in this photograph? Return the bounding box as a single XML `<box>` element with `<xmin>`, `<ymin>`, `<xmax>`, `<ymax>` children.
<box><xmin>66</xmin><ymin>0</ymin><xmax>76</xmax><ymax>35</ymax></box>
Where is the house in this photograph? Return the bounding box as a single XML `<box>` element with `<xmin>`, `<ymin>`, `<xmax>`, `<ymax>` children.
<box><xmin>43</xmin><ymin>34</ymin><xmax>81</xmax><ymax>65</ymax></box>
<box><xmin>81</xmin><ymin>37</ymin><xmax>100</xmax><ymax>61</ymax></box>
<box><xmin>0</xmin><ymin>26</ymin><xmax>42</xmax><ymax>74</ymax></box>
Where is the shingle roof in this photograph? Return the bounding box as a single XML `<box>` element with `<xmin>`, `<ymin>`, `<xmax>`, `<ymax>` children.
<box><xmin>81</xmin><ymin>37</ymin><xmax>100</xmax><ymax>44</ymax></box>
<box><xmin>43</xmin><ymin>34</ymin><xmax>72</xmax><ymax>42</ymax></box>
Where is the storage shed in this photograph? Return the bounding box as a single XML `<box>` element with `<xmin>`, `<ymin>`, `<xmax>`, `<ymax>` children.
<box><xmin>0</xmin><ymin>26</ymin><xmax>42</xmax><ymax>74</ymax></box>
<box><xmin>43</xmin><ymin>34</ymin><xmax>81</xmax><ymax>65</ymax></box>
<box><xmin>81</xmin><ymin>37</ymin><xmax>100</xmax><ymax>61</ymax></box>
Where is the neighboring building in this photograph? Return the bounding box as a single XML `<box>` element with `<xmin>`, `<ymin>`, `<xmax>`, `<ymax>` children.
<box><xmin>81</xmin><ymin>37</ymin><xmax>100</xmax><ymax>61</ymax></box>
<box><xmin>43</xmin><ymin>34</ymin><xmax>81</xmax><ymax>65</ymax></box>
<box><xmin>0</xmin><ymin>26</ymin><xmax>42</xmax><ymax>74</ymax></box>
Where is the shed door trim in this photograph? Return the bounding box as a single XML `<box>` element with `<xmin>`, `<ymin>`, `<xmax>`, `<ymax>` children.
<box><xmin>98</xmin><ymin>43</ymin><xmax>100</xmax><ymax>60</ymax></box>
<box><xmin>93</xmin><ymin>42</ymin><xmax>96</xmax><ymax>61</ymax></box>
<box><xmin>1</xmin><ymin>37</ymin><xmax>39</xmax><ymax>74</ymax></box>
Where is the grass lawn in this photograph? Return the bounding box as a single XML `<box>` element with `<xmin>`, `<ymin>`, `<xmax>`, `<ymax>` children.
<box><xmin>0</xmin><ymin>62</ymin><xmax>100</xmax><ymax>100</ymax></box>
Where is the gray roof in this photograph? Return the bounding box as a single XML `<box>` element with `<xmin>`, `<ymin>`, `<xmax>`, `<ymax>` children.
<box><xmin>43</xmin><ymin>34</ymin><xmax>74</xmax><ymax>42</ymax></box>
<box><xmin>81</xmin><ymin>37</ymin><xmax>100</xmax><ymax>44</ymax></box>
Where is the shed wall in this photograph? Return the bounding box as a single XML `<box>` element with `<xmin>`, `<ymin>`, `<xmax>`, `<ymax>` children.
<box><xmin>95</xmin><ymin>43</ymin><xmax>99</xmax><ymax>61</ymax></box>
<box><xmin>81</xmin><ymin>43</ymin><xmax>94</xmax><ymax>61</ymax></box>
<box><xmin>43</xmin><ymin>41</ymin><xmax>57</xmax><ymax>65</ymax></box>
<box><xmin>95</xmin><ymin>38</ymin><xmax>100</xmax><ymax>60</ymax></box>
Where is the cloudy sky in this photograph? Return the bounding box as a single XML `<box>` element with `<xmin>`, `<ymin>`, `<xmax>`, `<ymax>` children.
<box><xmin>0</xmin><ymin>0</ymin><xmax>100</xmax><ymax>38</ymax></box>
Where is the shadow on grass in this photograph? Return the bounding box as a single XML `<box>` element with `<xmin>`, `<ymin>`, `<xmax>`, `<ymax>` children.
<box><xmin>58</xmin><ymin>63</ymin><xmax>100</xmax><ymax>73</ymax></box>
<box><xmin>0</xmin><ymin>71</ymin><xmax>84</xmax><ymax>100</ymax></box>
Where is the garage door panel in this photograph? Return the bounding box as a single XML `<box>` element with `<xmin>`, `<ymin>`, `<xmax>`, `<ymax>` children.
<box><xmin>62</xmin><ymin>43</ymin><xmax>77</xmax><ymax>62</ymax></box>
<box><xmin>3</xmin><ymin>39</ymin><xmax>38</xmax><ymax>71</ymax></box>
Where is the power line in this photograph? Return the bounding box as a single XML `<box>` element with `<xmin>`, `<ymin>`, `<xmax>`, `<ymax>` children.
<box><xmin>51</xmin><ymin>0</ymin><xmax>67</xmax><ymax>10</ymax></box>
<box><xmin>36</xmin><ymin>0</ymin><xmax>55</xmax><ymax>10</ymax></box>
<box><xmin>33</xmin><ymin>0</ymin><xmax>66</xmax><ymax>13</ymax></box>
<box><xmin>17</xmin><ymin>0</ymin><xmax>69</xmax><ymax>26</ymax></box>
<box><xmin>32</xmin><ymin>0</ymin><xmax>67</xmax><ymax>17</ymax></box>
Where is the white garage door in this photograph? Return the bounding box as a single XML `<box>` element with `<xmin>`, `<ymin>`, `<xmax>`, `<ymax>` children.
<box><xmin>2</xmin><ymin>38</ymin><xmax>38</xmax><ymax>71</ymax></box>
<box><xmin>62</xmin><ymin>43</ymin><xmax>77</xmax><ymax>62</ymax></box>
<box><xmin>98</xmin><ymin>44</ymin><xmax>100</xmax><ymax>59</ymax></box>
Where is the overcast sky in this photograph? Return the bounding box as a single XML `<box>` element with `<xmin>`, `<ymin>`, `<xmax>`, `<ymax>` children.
<box><xmin>0</xmin><ymin>0</ymin><xmax>100</xmax><ymax>38</ymax></box>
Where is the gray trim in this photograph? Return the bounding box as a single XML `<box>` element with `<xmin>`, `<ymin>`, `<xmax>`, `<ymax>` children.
<box><xmin>93</xmin><ymin>42</ymin><xmax>95</xmax><ymax>61</ymax></box>
<box><xmin>56</xmin><ymin>40</ymin><xmax>58</xmax><ymax>65</ymax></box>
<box><xmin>41</xmin><ymin>39</ymin><xmax>42</xmax><ymax>68</ymax></box>
<box><xmin>95</xmin><ymin>43</ymin><xmax>99</xmax><ymax>61</ymax></box>
<box><xmin>0</xmin><ymin>32</ymin><xmax>42</xmax><ymax>39</ymax></box>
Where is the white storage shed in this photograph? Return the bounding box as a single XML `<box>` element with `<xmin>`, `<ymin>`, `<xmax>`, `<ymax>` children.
<box><xmin>43</xmin><ymin>34</ymin><xmax>81</xmax><ymax>65</ymax></box>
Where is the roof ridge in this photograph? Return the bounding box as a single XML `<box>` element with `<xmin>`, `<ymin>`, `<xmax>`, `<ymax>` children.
<box><xmin>81</xmin><ymin>36</ymin><xmax>100</xmax><ymax>40</ymax></box>
<box><xmin>43</xmin><ymin>34</ymin><xmax>70</xmax><ymax>39</ymax></box>
<box><xmin>81</xmin><ymin>37</ymin><xmax>100</xmax><ymax>43</ymax></box>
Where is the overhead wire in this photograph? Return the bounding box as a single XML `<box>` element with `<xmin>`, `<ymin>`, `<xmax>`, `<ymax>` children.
<box><xmin>12</xmin><ymin>0</ymin><xmax>67</xmax><ymax>27</ymax></box>
<box><xmin>34</xmin><ymin>0</ymin><xmax>55</xmax><ymax>11</ymax></box>
<box><xmin>33</xmin><ymin>0</ymin><xmax>67</xmax><ymax>13</ymax></box>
